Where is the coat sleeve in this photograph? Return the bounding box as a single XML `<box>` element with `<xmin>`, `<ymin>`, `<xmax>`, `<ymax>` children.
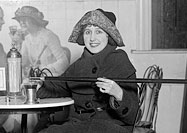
<box><xmin>107</xmin><ymin>50</ymin><xmax>139</xmax><ymax>125</ymax></box>
<box><xmin>36</xmin><ymin>63</ymin><xmax>76</xmax><ymax>99</ymax></box>
<box><xmin>109</xmin><ymin>73</ymin><xmax>139</xmax><ymax>125</ymax></box>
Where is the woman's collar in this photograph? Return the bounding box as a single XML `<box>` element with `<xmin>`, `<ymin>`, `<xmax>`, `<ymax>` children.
<box><xmin>82</xmin><ymin>44</ymin><xmax>117</xmax><ymax>58</ymax></box>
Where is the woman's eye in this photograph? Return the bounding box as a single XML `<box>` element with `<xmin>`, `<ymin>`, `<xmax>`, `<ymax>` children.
<box><xmin>95</xmin><ymin>30</ymin><xmax>102</xmax><ymax>34</ymax></box>
<box><xmin>84</xmin><ymin>30</ymin><xmax>91</xmax><ymax>35</ymax></box>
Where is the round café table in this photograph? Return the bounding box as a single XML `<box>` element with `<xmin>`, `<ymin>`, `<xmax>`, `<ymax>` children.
<box><xmin>0</xmin><ymin>96</ymin><xmax>74</xmax><ymax>133</ymax></box>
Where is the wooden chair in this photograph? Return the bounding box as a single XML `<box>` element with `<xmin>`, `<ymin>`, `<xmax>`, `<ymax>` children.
<box><xmin>133</xmin><ymin>65</ymin><xmax>163</xmax><ymax>133</ymax></box>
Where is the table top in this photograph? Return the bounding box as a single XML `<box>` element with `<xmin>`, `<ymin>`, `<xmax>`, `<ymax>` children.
<box><xmin>0</xmin><ymin>96</ymin><xmax>74</xmax><ymax>109</ymax></box>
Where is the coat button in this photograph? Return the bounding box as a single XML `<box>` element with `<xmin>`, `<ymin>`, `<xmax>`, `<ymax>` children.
<box><xmin>122</xmin><ymin>107</ymin><xmax>129</xmax><ymax>115</ymax></box>
<box><xmin>85</xmin><ymin>101</ymin><xmax>93</xmax><ymax>108</ymax></box>
<box><xmin>92</xmin><ymin>67</ymin><xmax>97</xmax><ymax>74</ymax></box>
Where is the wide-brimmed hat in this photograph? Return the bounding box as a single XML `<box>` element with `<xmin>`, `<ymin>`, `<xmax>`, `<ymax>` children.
<box><xmin>68</xmin><ymin>8</ymin><xmax>124</xmax><ymax>47</ymax></box>
<box><xmin>12</xmin><ymin>6</ymin><xmax>48</xmax><ymax>27</ymax></box>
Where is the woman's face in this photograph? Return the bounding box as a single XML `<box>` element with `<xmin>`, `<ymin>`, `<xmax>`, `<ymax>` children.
<box><xmin>18</xmin><ymin>17</ymin><xmax>29</xmax><ymax>33</ymax></box>
<box><xmin>0</xmin><ymin>8</ymin><xmax>5</xmax><ymax>31</ymax></box>
<box><xmin>83</xmin><ymin>25</ymin><xmax>108</xmax><ymax>54</ymax></box>
<box><xmin>18</xmin><ymin>17</ymin><xmax>36</xmax><ymax>33</ymax></box>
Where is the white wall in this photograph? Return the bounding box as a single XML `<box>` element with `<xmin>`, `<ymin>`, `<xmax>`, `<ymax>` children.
<box><xmin>0</xmin><ymin>0</ymin><xmax>185</xmax><ymax>133</ymax></box>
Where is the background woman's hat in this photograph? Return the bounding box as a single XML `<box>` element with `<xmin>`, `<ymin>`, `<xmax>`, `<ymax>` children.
<box><xmin>12</xmin><ymin>6</ymin><xmax>48</xmax><ymax>27</ymax></box>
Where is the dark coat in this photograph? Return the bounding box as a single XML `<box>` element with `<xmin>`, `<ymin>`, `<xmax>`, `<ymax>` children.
<box><xmin>37</xmin><ymin>45</ymin><xmax>139</xmax><ymax>133</ymax></box>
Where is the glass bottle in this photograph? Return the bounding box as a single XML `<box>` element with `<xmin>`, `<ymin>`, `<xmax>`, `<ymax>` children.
<box><xmin>7</xmin><ymin>45</ymin><xmax>22</xmax><ymax>99</ymax></box>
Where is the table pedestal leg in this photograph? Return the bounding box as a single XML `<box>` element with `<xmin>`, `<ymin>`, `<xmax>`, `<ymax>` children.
<box><xmin>21</xmin><ymin>114</ymin><xmax>27</xmax><ymax>133</ymax></box>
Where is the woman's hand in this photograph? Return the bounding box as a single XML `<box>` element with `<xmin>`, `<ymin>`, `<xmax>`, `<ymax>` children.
<box><xmin>96</xmin><ymin>77</ymin><xmax>123</xmax><ymax>101</ymax></box>
<box><xmin>21</xmin><ymin>77</ymin><xmax>44</xmax><ymax>91</ymax></box>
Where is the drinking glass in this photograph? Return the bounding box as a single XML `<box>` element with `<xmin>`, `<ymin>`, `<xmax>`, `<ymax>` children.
<box><xmin>22</xmin><ymin>81</ymin><xmax>38</xmax><ymax>104</ymax></box>
<box><xmin>9</xmin><ymin>25</ymin><xmax>17</xmax><ymax>35</ymax></box>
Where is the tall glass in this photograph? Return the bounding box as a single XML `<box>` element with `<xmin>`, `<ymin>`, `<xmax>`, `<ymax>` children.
<box><xmin>9</xmin><ymin>26</ymin><xmax>25</xmax><ymax>51</ymax></box>
<box><xmin>9</xmin><ymin>25</ymin><xmax>17</xmax><ymax>35</ymax></box>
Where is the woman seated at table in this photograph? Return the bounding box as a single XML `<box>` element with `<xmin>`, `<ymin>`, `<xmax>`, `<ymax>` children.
<box><xmin>37</xmin><ymin>8</ymin><xmax>139</xmax><ymax>133</ymax></box>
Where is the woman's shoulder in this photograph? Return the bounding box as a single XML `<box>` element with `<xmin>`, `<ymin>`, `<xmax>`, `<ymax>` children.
<box><xmin>0</xmin><ymin>43</ymin><xmax>5</xmax><ymax>53</ymax></box>
<box><xmin>0</xmin><ymin>42</ymin><xmax>3</xmax><ymax>47</ymax></box>
<box><xmin>42</xmin><ymin>28</ymin><xmax>59</xmax><ymax>38</ymax></box>
<box><xmin>114</xmin><ymin>48</ymin><xmax>128</xmax><ymax>54</ymax></box>
<box><xmin>110</xmin><ymin>48</ymin><xmax>130</xmax><ymax>62</ymax></box>
<box><xmin>0</xmin><ymin>43</ymin><xmax>7</xmax><ymax>62</ymax></box>
<box><xmin>109</xmin><ymin>48</ymin><xmax>136</xmax><ymax>70</ymax></box>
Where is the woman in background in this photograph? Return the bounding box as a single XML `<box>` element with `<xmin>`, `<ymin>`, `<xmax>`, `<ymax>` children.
<box><xmin>11</xmin><ymin>6</ymin><xmax>70</xmax><ymax>78</ymax></box>
<box><xmin>37</xmin><ymin>8</ymin><xmax>139</xmax><ymax>133</ymax></box>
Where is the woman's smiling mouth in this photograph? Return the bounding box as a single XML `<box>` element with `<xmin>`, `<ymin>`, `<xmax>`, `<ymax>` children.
<box><xmin>90</xmin><ymin>43</ymin><xmax>100</xmax><ymax>47</ymax></box>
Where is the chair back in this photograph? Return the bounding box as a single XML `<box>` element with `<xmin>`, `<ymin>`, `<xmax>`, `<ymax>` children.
<box><xmin>133</xmin><ymin>65</ymin><xmax>163</xmax><ymax>133</ymax></box>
